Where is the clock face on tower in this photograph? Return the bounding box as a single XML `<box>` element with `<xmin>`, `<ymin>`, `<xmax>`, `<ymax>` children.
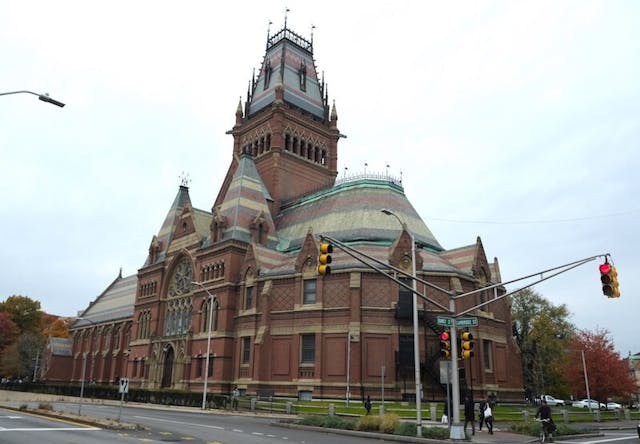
<box><xmin>168</xmin><ymin>258</ymin><xmax>193</xmax><ymax>297</ymax></box>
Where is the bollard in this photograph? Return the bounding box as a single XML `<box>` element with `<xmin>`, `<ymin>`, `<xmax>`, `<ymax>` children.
<box><xmin>430</xmin><ymin>402</ymin><xmax>437</xmax><ymax>422</ymax></box>
<box><xmin>250</xmin><ymin>397</ymin><xmax>257</xmax><ymax>411</ymax></box>
<box><xmin>623</xmin><ymin>408</ymin><xmax>630</xmax><ymax>421</ymax></box>
<box><xmin>523</xmin><ymin>410</ymin><xmax>529</xmax><ymax>422</ymax></box>
<box><xmin>594</xmin><ymin>408</ymin><xmax>600</xmax><ymax>422</ymax></box>
<box><xmin>379</xmin><ymin>404</ymin><xmax>385</xmax><ymax>415</ymax></box>
<box><xmin>286</xmin><ymin>401</ymin><xmax>293</xmax><ymax>414</ymax></box>
<box><xmin>328</xmin><ymin>403</ymin><xmax>335</xmax><ymax>416</ymax></box>
<box><xmin>562</xmin><ymin>409</ymin><xmax>568</xmax><ymax>424</ymax></box>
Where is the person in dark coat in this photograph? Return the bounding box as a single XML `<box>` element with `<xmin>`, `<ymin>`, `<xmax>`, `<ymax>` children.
<box><xmin>464</xmin><ymin>395</ymin><xmax>475</xmax><ymax>436</ymax></box>
<box><xmin>364</xmin><ymin>395</ymin><xmax>372</xmax><ymax>415</ymax></box>
<box><xmin>478</xmin><ymin>398</ymin><xmax>486</xmax><ymax>430</ymax></box>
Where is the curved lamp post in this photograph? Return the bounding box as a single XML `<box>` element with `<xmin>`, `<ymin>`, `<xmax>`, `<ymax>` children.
<box><xmin>192</xmin><ymin>281</ymin><xmax>217</xmax><ymax>410</ymax></box>
<box><xmin>381</xmin><ymin>208</ymin><xmax>422</xmax><ymax>437</ymax></box>
<box><xmin>0</xmin><ymin>90</ymin><xmax>65</xmax><ymax>107</ymax></box>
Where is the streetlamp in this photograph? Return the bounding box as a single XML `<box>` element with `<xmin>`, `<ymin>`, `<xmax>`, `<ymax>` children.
<box><xmin>0</xmin><ymin>90</ymin><xmax>65</xmax><ymax>107</ymax></box>
<box><xmin>75</xmin><ymin>317</ymin><xmax>96</xmax><ymax>415</ymax></box>
<box><xmin>381</xmin><ymin>208</ymin><xmax>422</xmax><ymax>437</ymax></box>
<box><xmin>192</xmin><ymin>281</ymin><xmax>216</xmax><ymax>410</ymax></box>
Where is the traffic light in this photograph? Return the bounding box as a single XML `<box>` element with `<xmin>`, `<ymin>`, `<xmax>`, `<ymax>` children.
<box><xmin>439</xmin><ymin>331</ymin><xmax>451</xmax><ymax>359</ymax></box>
<box><xmin>460</xmin><ymin>331</ymin><xmax>474</xmax><ymax>358</ymax></box>
<box><xmin>317</xmin><ymin>242</ymin><xmax>333</xmax><ymax>275</ymax></box>
<box><xmin>599</xmin><ymin>262</ymin><xmax>621</xmax><ymax>298</ymax></box>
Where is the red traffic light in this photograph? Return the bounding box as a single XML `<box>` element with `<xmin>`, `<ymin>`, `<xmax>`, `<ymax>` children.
<box><xmin>599</xmin><ymin>263</ymin><xmax>611</xmax><ymax>274</ymax></box>
<box><xmin>440</xmin><ymin>331</ymin><xmax>450</xmax><ymax>341</ymax></box>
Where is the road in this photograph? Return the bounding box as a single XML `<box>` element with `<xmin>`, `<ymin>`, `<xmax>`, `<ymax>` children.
<box><xmin>0</xmin><ymin>403</ymin><xmax>401</xmax><ymax>444</ymax></box>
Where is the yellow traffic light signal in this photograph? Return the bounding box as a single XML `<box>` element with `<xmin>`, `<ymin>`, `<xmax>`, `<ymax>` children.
<box><xmin>599</xmin><ymin>262</ymin><xmax>621</xmax><ymax>298</ymax></box>
<box><xmin>460</xmin><ymin>331</ymin><xmax>474</xmax><ymax>358</ymax></box>
<box><xmin>439</xmin><ymin>331</ymin><xmax>451</xmax><ymax>359</ymax></box>
<box><xmin>318</xmin><ymin>242</ymin><xmax>333</xmax><ymax>275</ymax></box>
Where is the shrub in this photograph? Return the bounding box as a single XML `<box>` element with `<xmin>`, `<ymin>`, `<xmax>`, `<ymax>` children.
<box><xmin>356</xmin><ymin>414</ymin><xmax>381</xmax><ymax>431</ymax></box>
<box><xmin>393</xmin><ymin>421</ymin><xmax>416</xmax><ymax>436</ymax></box>
<box><xmin>37</xmin><ymin>403</ymin><xmax>53</xmax><ymax>411</ymax></box>
<box><xmin>421</xmin><ymin>426</ymin><xmax>450</xmax><ymax>439</ymax></box>
<box><xmin>298</xmin><ymin>415</ymin><xmax>355</xmax><ymax>430</ymax></box>
<box><xmin>379</xmin><ymin>414</ymin><xmax>400</xmax><ymax>434</ymax></box>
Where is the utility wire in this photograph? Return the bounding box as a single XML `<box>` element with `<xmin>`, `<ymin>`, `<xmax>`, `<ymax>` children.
<box><xmin>429</xmin><ymin>208</ymin><xmax>639</xmax><ymax>225</ymax></box>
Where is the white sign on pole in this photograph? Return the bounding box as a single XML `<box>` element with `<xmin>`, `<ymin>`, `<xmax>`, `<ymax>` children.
<box><xmin>119</xmin><ymin>377</ymin><xmax>129</xmax><ymax>394</ymax></box>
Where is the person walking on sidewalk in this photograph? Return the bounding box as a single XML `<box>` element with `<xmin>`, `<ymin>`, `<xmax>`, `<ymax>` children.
<box><xmin>478</xmin><ymin>398</ymin><xmax>486</xmax><ymax>431</ymax></box>
<box><xmin>464</xmin><ymin>395</ymin><xmax>475</xmax><ymax>436</ymax></box>
<box><xmin>482</xmin><ymin>398</ymin><xmax>494</xmax><ymax>434</ymax></box>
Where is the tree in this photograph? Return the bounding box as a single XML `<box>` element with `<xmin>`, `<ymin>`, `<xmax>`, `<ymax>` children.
<box><xmin>510</xmin><ymin>288</ymin><xmax>575</xmax><ymax>399</ymax></box>
<box><xmin>565</xmin><ymin>328</ymin><xmax>637</xmax><ymax>402</ymax></box>
<box><xmin>43</xmin><ymin>318</ymin><xmax>69</xmax><ymax>338</ymax></box>
<box><xmin>0</xmin><ymin>312</ymin><xmax>19</xmax><ymax>351</ymax></box>
<box><xmin>0</xmin><ymin>332</ymin><xmax>45</xmax><ymax>379</ymax></box>
<box><xmin>0</xmin><ymin>295</ymin><xmax>43</xmax><ymax>334</ymax></box>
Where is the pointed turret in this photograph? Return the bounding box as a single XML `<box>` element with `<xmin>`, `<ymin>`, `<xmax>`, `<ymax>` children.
<box><xmin>144</xmin><ymin>185</ymin><xmax>192</xmax><ymax>266</ymax></box>
<box><xmin>236</xmin><ymin>97</ymin><xmax>243</xmax><ymax>124</ymax></box>
<box><xmin>330</xmin><ymin>100</ymin><xmax>338</xmax><ymax>128</ymax></box>
<box><xmin>216</xmin><ymin>153</ymin><xmax>278</xmax><ymax>248</ymax></box>
<box><xmin>247</xmin><ymin>24</ymin><xmax>328</xmax><ymax>120</ymax></box>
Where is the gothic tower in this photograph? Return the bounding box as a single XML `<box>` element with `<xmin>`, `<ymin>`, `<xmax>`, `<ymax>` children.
<box><xmin>215</xmin><ymin>24</ymin><xmax>341</xmax><ymax>213</ymax></box>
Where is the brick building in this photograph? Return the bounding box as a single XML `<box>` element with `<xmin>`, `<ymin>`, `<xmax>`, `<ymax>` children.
<box><xmin>57</xmin><ymin>24</ymin><xmax>523</xmax><ymax>402</ymax></box>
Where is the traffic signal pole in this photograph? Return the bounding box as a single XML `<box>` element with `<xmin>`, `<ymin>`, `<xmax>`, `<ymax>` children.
<box><xmin>319</xmin><ymin>234</ymin><xmax>610</xmax><ymax>439</ymax></box>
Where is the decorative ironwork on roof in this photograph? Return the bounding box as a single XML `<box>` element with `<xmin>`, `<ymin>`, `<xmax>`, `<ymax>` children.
<box><xmin>267</xmin><ymin>27</ymin><xmax>313</xmax><ymax>52</ymax></box>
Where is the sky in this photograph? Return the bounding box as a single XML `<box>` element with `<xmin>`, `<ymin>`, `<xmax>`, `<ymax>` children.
<box><xmin>1</xmin><ymin>1</ymin><xmax>638</xmax><ymax>356</ymax></box>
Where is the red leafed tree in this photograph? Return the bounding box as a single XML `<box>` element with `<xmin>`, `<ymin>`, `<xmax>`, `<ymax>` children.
<box><xmin>566</xmin><ymin>328</ymin><xmax>637</xmax><ymax>401</ymax></box>
<box><xmin>0</xmin><ymin>311</ymin><xmax>19</xmax><ymax>351</ymax></box>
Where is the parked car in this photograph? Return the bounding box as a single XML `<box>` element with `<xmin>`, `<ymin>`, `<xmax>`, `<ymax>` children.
<box><xmin>572</xmin><ymin>399</ymin><xmax>604</xmax><ymax>409</ymax></box>
<box><xmin>541</xmin><ymin>395</ymin><xmax>565</xmax><ymax>406</ymax></box>
<box><xmin>606</xmin><ymin>402</ymin><xmax>622</xmax><ymax>410</ymax></box>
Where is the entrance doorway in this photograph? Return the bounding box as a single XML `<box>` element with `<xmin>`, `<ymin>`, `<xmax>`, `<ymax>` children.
<box><xmin>161</xmin><ymin>346</ymin><xmax>174</xmax><ymax>388</ymax></box>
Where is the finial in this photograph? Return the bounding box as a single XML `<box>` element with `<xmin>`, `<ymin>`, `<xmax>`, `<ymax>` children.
<box><xmin>386</xmin><ymin>163</ymin><xmax>390</xmax><ymax>176</ymax></box>
<box><xmin>267</xmin><ymin>20</ymin><xmax>272</xmax><ymax>40</ymax></box>
<box><xmin>284</xmin><ymin>7</ymin><xmax>290</xmax><ymax>29</ymax></box>
<box><xmin>364</xmin><ymin>162</ymin><xmax>368</xmax><ymax>174</ymax></box>
<box><xmin>311</xmin><ymin>24</ymin><xmax>315</xmax><ymax>46</ymax></box>
<box><xmin>179</xmin><ymin>171</ymin><xmax>191</xmax><ymax>187</ymax></box>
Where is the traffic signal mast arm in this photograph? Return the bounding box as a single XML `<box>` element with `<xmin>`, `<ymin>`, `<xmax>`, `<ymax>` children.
<box><xmin>454</xmin><ymin>253</ymin><xmax>608</xmax><ymax>318</ymax></box>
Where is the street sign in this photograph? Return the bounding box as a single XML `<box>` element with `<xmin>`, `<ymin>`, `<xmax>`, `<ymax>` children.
<box><xmin>455</xmin><ymin>317</ymin><xmax>478</xmax><ymax>327</ymax></box>
<box><xmin>437</xmin><ymin>316</ymin><xmax>452</xmax><ymax>327</ymax></box>
<box><xmin>119</xmin><ymin>377</ymin><xmax>129</xmax><ymax>394</ymax></box>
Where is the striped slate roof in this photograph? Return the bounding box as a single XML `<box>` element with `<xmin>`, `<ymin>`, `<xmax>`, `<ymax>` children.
<box><xmin>218</xmin><ymin>154</ymin><xmax>278</xmax><ymax>248</ymax></box>
<box><xmin>275</xmin><ymin>177</ymin><xmax>443</xmax><ymax>253</ymax></box>
<box><xmin>144</xmin><ymin>185</ymin><xmax>192</xmax><ymax>266</ymax></box>
<box><xmin>74</xmin><ymin>273</ymin><xmax>137</xmax><ymax>327</ymax></box>
<box><xmin>439</xmin><ymin>244</ymin><xmax>476</xmax><ymax>274</ymax></box>
<box><xmin>249</xmin><ymin>27</ymin><xmax>326</xmax><ymax>120</ymax></box>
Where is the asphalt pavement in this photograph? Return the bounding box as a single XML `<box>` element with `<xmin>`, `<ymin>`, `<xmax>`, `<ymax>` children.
<box><xmin>1</xmin><ymin>390</ymin><xmax>638</xmax><ymax>443</ymax></box>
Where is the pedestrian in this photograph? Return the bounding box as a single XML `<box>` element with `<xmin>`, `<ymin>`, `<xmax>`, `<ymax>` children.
<box><xmin>364</xmin><ymin>395</ymin><xmax>372</xmax><ymax>415</ymax></box>
<box><xmin>478</xmin><ymin>398</ymin><xmax>486</xmax><ymax>431</ymax></box>
<box><xmin>483</xmin><ymin>398</ymin><xmax>494</xmax><ymax>434</ymax></box>
<box><xmin>464</xmin><ymin>395</ymin><xmax>475</xmax><ymax>436</ymax></box>
<box><xmin>231</xmin><ymin>386</ymin><xmax>239</xmax><ymax>410</ymax></box>
<box><xmin>536</xmin><ymin>399</ymin><xmax>555</xmax><ymax>442</ymax></box>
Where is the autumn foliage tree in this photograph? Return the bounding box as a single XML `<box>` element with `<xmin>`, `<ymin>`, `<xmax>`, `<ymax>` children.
<box><xmin>565</xmin><ymin>328</ymin><xmax>637</xmax><ymax>402</ymax></box>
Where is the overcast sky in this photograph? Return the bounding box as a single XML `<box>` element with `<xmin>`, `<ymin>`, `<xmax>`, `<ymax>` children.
<box><xmin>1</xmin><ymin>1</ymin><xmax>638</xmax><ymax>356</ymax></box>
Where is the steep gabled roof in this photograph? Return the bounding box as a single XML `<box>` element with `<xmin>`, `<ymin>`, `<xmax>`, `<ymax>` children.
<box><xmin>217</xmin><ymin>153</ymin><xmax>278</xmax><ymax>247</ymax></box>
<box><xmin>74</xmin><ymin>271</ymin><xmax>136</xmax><ymax>327</ymax></box>
<box><xmin>145</xmin><ymin>185</ymin><xmax>192</xmax><ymax>266</ymax></box>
